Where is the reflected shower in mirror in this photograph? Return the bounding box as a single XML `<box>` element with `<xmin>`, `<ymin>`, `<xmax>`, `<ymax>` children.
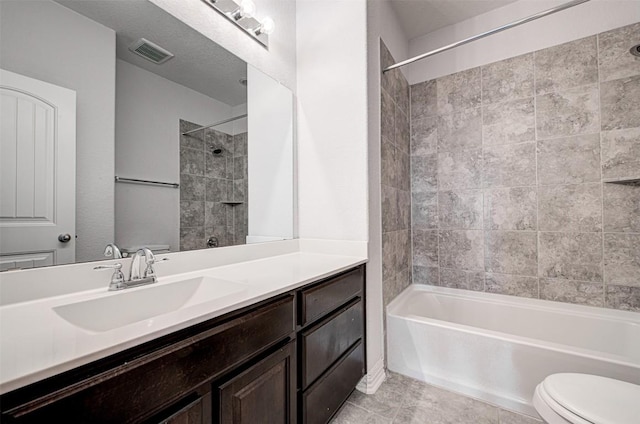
<box><xmin>179</xmin><ymin>114</ymin><xmax>249</xmax><ymax>251</ymax></box>
<box><xmin>0</xmin><ymin>0</ymin><xmax>293</xmax><ymax>271</ymax></box>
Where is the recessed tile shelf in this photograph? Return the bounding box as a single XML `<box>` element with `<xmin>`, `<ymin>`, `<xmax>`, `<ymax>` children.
<box><xmin>603</xmin><ymin>178</ymin><xmax>640</xmax><ymax>186</ymax></box>
<box><xmin>220</xmin><ymin>201</ymin><xmax>244</xmax><ymax>206</ymax></box>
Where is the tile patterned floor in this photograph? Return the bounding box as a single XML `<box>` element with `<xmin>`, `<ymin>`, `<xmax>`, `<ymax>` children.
<box><xmin>330</xmin><ymin>372</ymin><xmax>542</xmax><ymax>424</ymax></box>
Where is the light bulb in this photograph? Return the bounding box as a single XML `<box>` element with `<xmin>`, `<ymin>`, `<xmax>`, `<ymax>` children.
<box><xmin>238</xmin><ymin>0</ymin><xmax>255</xmax><ymax>19</ymax></box>
<box><xmin>256</xmin><ymin>17</ymin><xmax>275</xmax><ymax>35</ymax></box>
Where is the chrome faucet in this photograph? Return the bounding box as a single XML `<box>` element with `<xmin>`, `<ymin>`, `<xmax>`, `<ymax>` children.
<box><xmin>94</xmin><ymin>247</ymin><xmax>168</xmax><ymax>291</ymax></box>
<box><xmin>129</xmin><ymin>247</ymin><xmax>164</xmax><ymax>287</ymax></box>
<box><xmin>129</xmin><ymin>247</ymin><xmax>155</xmax><ymax>281</ymax></box>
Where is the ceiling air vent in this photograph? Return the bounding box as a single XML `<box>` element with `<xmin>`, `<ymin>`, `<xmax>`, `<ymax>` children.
<box><xmin>128</xmin><ymin>38</ymin><xmax>174</xmax><ymax>64</ymax></box>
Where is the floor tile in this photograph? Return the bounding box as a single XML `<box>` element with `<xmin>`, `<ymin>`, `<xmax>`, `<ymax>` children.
<box><xmin>499</xmin><ymin>409</ymin><xmax>542</xmax><ymax>424</ymax></box>
<box><xmin>330</xmin><ymin>402</ymin><xmax>392</xmax><ymax>424</ymax></box>
<box><xmin>346</xmin><ymin>381</ymin><xmax>405</xmax><ymax>419</ymax></box>
<box><xmin>335</xmin><ymin>372</ymin><xmax>543</xmax><ymax>424</ymax></box>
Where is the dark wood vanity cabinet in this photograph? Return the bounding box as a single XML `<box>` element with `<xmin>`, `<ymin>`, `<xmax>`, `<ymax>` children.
<box><xmin>0</xmin><ymin>265</ymin><xmax>365</xmax><ymax>424</ymax></box>
<box><xmin>215</xmin><ymin>341</ymin><xmax>296</xmax><ymax>424</ymax></box>
<box><xmin>297</xmin><ymin>266</ymin><xmax>366</xmax><ymax>424</ymax></box>
<box><xmin>153</xmin><ymin>391</ymin><xmax>213</xmax><ymax>424</ymax></box>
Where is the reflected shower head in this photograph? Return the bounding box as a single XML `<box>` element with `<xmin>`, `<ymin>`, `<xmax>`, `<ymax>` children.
<box><xmin>631</xmin><ymin>44</ymin><xmax>640</xmax><ymax>57</ymax></box>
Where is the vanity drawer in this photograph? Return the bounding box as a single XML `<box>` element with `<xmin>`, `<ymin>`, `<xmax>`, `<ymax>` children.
<box><xmin>300</xmin><ymin>298</ymin><xmax>363</xmax><ymax>389</ymax></box>
<box><xmin>299</xmin><ymin>266</ymin><xmax>363</xmax><ymax>326</ymax></box>
<box><xmin>4</xmin><ymin>295</ymin><xmax>294</xmax><ymax>423</ymax></box>
<box><xmin>301</xmin><ymin>341</ymin><xmax>365</xmax><ymax>424</ymax></box>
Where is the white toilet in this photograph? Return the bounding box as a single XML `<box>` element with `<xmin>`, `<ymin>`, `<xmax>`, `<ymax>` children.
<box><xmin>533</xmin><ymin>373</ymin><xmax>640</xmax><ymax>424</ymax></box>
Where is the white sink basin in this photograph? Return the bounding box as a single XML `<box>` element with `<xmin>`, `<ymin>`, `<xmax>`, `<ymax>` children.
<box><xmin>53</xmin><ymin>277</ymin><xmax>247</xmax><ymax>332</ymax></box>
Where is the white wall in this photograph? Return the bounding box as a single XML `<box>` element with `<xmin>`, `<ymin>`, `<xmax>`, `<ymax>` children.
<box><xmin>296</xmin><ymin>0</ymin><xmax>374</xmax><ymax>389</ymax></box>
<box><xmin>365</xmin><ymin>0</ymin><xmax>410</xmax><ymax>392</ymax></box>
<box><xmin>296</xmin><ymin>0</ymin><xmax>369</xmax><ymax>242</ymax></box>
<box><xmin>408</xmin><ymin>0</ymin><xmax>640</xmax><ymax>84</ymax></box>
<box><xmin>0</xmin><ymin>0</ymin><xmax>116</xmax><ymax>262</ymax></box>
<box><xmin>115</xmin><ymin>59</ymin><xmax>234</xmax><ymax>252</ymax></box>
<box><xmin>150</xmin><ymin>0</ymin><xmax>297</xmax><ymax>92</ymax></box>
<box><xmin>247</xmin><ymin>65</ymin><xmax>294</xmax><ymax>242</ymax></box>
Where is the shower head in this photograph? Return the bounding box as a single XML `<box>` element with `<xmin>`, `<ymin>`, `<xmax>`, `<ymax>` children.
<box><xmin>212</xmin><ymin>148</ymin><xmax>223</xmax><ymax>155</ymax></box>
<box><xmin>631</xmin><ymin>44</ymin><xmax>640</xmax><ymax>57</ymax></box>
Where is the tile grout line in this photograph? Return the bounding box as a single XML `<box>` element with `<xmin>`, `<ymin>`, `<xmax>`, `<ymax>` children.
<box><xmin>428</xmin><ymin>229</ymin><xmax>640</xmax><ymax>235</ymax></box>
<box><xmin>533</xmin><ymin>50</ymin><xmax>541</xmax><ymax>300</ymax></box>
<box><xmin>480</xmin><ymin>65</ymin><xmax>487</xmax><ymax>293</ymax></box>
<box><xmin>390</xmin><ymin>397</ymin><xmax>402</xmax><ymax>424</ymax></box>
<box><xmin>429</xmin><ymin>178</ymin><xmax>607</xmax><ymax>190</ymax></box>
<box><xmin>407</xmin><ymin>73</ymin><xmax>415</xmax><ymax>290</ymax></box>
<box><xmin>435</xmin><ymin>77</ymin><xmax>441</xmax><ymax>288</ymax></box>
<box><xmin>341</xmin><ymin>399</ymin><xmax>385</xmax><ymax>421</ymax></box>
<box><xmin>596</xmin><ymin>33</ymin><xmax>607</xmax><ymax>308</ymax></box>
<box><xmin>409</xmin><ymin>81</ymin><xmax>415</xmax><ymax>288</ymax></box>
<box><xmin>401</xmin><ymin>74</ymin><xmax>410</xmax><ymax>292</ymax></box>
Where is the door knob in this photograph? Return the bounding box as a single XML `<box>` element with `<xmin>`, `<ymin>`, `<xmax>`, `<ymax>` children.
<box><xmin>58</xmin><ymin>233</ymin><xmax>72</xmax><ymax>243</ymax></box>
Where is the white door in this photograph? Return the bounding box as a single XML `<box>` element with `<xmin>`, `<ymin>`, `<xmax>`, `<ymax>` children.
<box><xmin>0</xmin><ymin>69</ymin><xmax>76</xmax><ymax>270</ymax></box>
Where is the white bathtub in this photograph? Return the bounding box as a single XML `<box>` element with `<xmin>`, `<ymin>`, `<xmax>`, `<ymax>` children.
<box><xmin>387</xmin><ymin>285</ymin><xmax>640</xmax><ymax>416</ymax></box>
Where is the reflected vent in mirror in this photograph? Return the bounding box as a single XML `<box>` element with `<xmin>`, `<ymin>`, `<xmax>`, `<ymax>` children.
<box><xmin>128</xmin><ymin>38</ymin><xmax>174</xmax><ymax>64</ymax></box>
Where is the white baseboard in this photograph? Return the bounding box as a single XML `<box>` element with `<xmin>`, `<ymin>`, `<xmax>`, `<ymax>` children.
<box><xmin>355</xmin><ymin>357</ymin><xmax>386</xmax><ymax>394</ymax></box>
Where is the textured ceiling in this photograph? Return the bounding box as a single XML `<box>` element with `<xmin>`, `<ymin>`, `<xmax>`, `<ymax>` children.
<box><xmin>56</xmin><ymin>0</ymin><xmax>247</xmax><ymax>106</ymax></box>
<box><xmin>390</xmin><ymin>0</ymin><xmax>519</xmax><ymax>40</ymax></box>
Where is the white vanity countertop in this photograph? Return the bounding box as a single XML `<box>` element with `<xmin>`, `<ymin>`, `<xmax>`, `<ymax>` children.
<box><xmin>0</xmin><ymin>249</ymin><xmax>367</xmax><ymax>394</ymax></box>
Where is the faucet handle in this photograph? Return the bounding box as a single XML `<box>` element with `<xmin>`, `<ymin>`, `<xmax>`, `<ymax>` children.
<box><xmin>144</xmin><ymin>257</ymin><xmax>169</xmax><ymax>279</ymax></box>
<box><xmin>94</xmin><ymin>263</ymin><xmax>126</xmax><ymax>291</ymax></box>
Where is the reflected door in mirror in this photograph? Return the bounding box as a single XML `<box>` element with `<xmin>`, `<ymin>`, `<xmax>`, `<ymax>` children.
<box><xmin>0</xmin><ymin>69</ymin><xmax>76</xmax><ymax>270</ymax></box>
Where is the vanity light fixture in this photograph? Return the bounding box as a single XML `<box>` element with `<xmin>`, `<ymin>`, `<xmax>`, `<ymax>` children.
<box><xmin>201</xmin><ymin>0</ymin><xmax>274</xmax><ymax>48</ymax></box>
<box><xmin>230</xmin><ymin>0</ymin><xmax>256</xmax><ymax>20</ymax></box>
<box><xmin>254</xmin><ymin>17</ymin><xmax>275</xmax><ymax>36</ymax></box>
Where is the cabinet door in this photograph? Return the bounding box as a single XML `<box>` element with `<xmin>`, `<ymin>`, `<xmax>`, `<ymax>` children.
<box><xmin>156</xmin><ymin>392</ymin><xmax>212</xmax><ymax>424</ymax></box>
<box><xmin>216</xmin><ymin>342</ymin><xmax>296</xmax><ymax>424</ymax></box>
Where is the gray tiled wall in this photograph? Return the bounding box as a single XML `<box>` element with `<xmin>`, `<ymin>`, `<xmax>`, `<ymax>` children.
<box><xmin>232</xmin><ymin>132</ymin><xmax>249</xmax><ymax>244</ymax></box>
<box><xmin>407</xmin><ymin>22</ymin><xmax>640</xmax><ymax>311</ymax></box>
<box><xmin>179</xmin><ymin>119</ymin><xmax>248</xmax><ymax>250</ymax></box>
<box><xmin>380</xmin><ymin>42</ymin><xmax>412</xmax><ymax>308</ymax></box>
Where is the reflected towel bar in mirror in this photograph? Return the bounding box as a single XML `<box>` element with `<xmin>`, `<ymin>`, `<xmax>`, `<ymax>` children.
<box><xmin>115</xmin><ymin>176</ymin><xmax>180</xmax><ymax>189</ymax></box>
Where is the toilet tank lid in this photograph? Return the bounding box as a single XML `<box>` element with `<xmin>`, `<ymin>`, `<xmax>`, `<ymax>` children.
<box><xmin>542</xmin><ymin>373</ymin><xmax>640</xmax><ymax>424</ymax></box>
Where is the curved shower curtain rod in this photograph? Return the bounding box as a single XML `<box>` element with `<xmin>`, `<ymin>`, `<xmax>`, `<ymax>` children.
<box><xmin>181</xmin><ymin>114</ymin><xmax>248</xmax><ymax>136</ymax></box>
<box><xmin>383</xmin><ymin>0</ymin><xmax>591</xmax><ymax>73</ymax></box>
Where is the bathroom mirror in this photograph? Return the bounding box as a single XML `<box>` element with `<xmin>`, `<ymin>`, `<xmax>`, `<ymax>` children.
<box><xmin>0</xmin><ymin>0</ymin><xmax>294</xmax><ymax>270</ymax></box>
